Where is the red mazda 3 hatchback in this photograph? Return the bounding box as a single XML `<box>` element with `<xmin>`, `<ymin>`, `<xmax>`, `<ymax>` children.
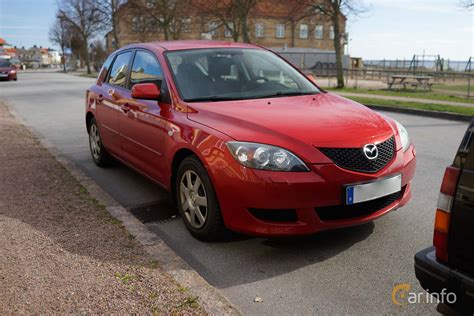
<box><xmin>85</xmin><ymin>41</ymin><xmax>416</xmax><ymax>241</ymax></box>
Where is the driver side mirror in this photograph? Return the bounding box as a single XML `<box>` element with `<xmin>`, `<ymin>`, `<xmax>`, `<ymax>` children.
<box><xmin>131</xmin><ymin>83</ymin><xmax>161</xmax><ymax>100</ymax></box>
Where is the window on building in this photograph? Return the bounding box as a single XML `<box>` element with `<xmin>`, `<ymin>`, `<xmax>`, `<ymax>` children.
<box><xmin>299</xmin><ymin>24</ymin><xmax>308</xmax><ymax>39</ymax></box>
<box><xmin>255</xmin><ymin>23</ymin><xmax>264</xmax><ymax>38</ymax></box>
<box><xmin>224</xmin><ymin>22</ymin><xmax>234</xmax><ymax>38</ymax></box>
<box><xmin>132</xmin><ymin>16</ymin><xmax>142</xmax><ymax>32</ymax></box>
<box><xmin>315</xmin><ymin>25</ymin><xmax>323</xmax><ymax>39</ymax></box>
<box><xmin>146</xmin><ymin>0</ymin><xmax>157</xmax><ymax>9</ymax></box>
<box><xmin>329</xmin><ymin>26</ymin><xmax>335</xmax><ymax>39</ymax></box>
<box><xmin>181</xmin><ymin>18</ymin><xmax>191</xmax><ymax>33</ymax></box>
<box><xmin>276</xmin><ymin>23</ymin><xmax>285</xmax><ymax>38</ymax></box>
<box><xmin>208</xmin><ymin>21</ymin><xmax>219</xmax><ymax>37</ymax></box>
<box><xmin>107</xmin><ymin>51</ymin><xmax>132</xmax><ymax>89</ymax></box>
<box><xmin>146</xmin><ymin>17</ymin><xmax>158</xmax><ymax>31</ymax></box>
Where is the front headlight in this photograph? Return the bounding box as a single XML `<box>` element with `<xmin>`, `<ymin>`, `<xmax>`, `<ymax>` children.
<box><xmin>395</xmin><ymin>120</ymin><xmax>411</xmax><ymax>151</ymax></box>
<box><xmin>226</xmin><ymin>141</ymin><xmax>309</xmax><ymax>172</ymax></box>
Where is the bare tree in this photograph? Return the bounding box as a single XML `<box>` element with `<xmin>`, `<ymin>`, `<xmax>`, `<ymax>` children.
<box><xmin>460</xmin><ymin>0</ymin><xmax>474</xmax><ymax>9</ymax></box>
<box><xmin>274</xmin><ymin>0</ymin><xmax>318</xmax><ymax>48</ymax></box>
<box><xmin>90</xmin><ymin>40</ymin><xmax>108</xmax><ymax>71</ymax></box>
<box><xmin>58</xmin><ymin>0</ymin><xmax>105</xmax><ymax>74</ymax></box>
<box><xmin>312</xmin><ymin>0</ymin><xmax>366</xmax><ymax>88</ymax></box>
<box><xmin>96</xmin><ymin>0</ymin><xmax>127</xmax><ymax>49</ymax></box>
<box><xmin>194</xmin><ymin>0</ymin><xmax>258</xmax><ymax>43</ymax></box>
<box><xmin>49</xmin><ymin>16</ymin><xmax>70</xmax><ymax>72</ymax></box>
<box><xmin>128</xmin><ymin>0</ymin><xmax>192</xmax><ymax>41</ymax></box>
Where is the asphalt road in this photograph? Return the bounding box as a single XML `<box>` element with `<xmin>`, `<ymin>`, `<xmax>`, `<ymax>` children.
<box><xmin>1</xmin><ymin>72</ymin><xmax>470</xmax><ymax>315</ymax></box>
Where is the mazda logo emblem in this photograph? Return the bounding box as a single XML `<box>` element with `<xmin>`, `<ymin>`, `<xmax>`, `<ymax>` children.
<box><xmin>363</xmin><ymin>144</ymin><xmax>379</xmax><ymax>160</ymax></box>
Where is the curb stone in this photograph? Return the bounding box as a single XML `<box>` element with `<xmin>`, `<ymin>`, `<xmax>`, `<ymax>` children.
<box><xmin>365</xmin><ymin>104</ymin><xmax>472</xmax><ymax>122</ymax></box>
<box><xmin>5</xmin><ymin>103</ymin><xmax>241</xmax><ymax>316</ymax></box>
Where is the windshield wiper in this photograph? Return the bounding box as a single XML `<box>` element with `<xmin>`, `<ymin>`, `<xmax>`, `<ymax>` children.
<box><xmin>184</xmin><ymin>96</ymin><xmax>245</xmax><ymax>102</ymax></box>
<box><xmin>254</xmin><ymin>91</ymin><xmax>317</xmax><ymax>99</ymax></box>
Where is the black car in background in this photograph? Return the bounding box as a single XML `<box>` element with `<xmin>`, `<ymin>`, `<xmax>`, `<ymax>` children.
<box><xmin>415</xmin><ymin>119</ymin><xmax>474</xmax><ymax>314</ymax></box>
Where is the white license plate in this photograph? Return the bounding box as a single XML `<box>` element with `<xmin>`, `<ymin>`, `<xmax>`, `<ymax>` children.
<box><xmin>0</xmin><ymin>74</ymin><xmax>7</xmax><ymax>77</ymax></box>
<box><xmin>346</xmin><ymin>174</ymin><xmax>402</xmax><ymax>205</ymax></box>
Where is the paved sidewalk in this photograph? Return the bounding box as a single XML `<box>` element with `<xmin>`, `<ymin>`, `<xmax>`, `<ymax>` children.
<box><xmin>0</xmin><ymin>102</ymin><xmax>204</xmax><ymax>314</ymax></box>
<box><xmin>333</xmin><ymin>91</ymin><xmax>474</xmax><ymax>108</ymax></box>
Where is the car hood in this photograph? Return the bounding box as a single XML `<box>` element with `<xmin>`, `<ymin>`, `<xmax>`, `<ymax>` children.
<box><xmin>187</xmin><ymin>93</ymin><xmax>396</xmax><ymax>159</ymax></box>
<box><xmin>0</xmin><ymin>67</ymin><xmax>13</xmax><ymax>72</ymax></box>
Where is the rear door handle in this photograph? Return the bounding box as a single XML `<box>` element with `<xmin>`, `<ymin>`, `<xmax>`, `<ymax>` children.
<box><xmin>121</xmin><ymin>103</ymin><xmax>130</xmax><ymax>113</ymax></box>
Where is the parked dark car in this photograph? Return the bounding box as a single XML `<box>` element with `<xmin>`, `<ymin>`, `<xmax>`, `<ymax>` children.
<box><xmin>415</xmin><ymin>119</ymin><xmax>474</xmax><ymax>314</ymax></box>
<box><xmin>0</xmin><ymin>60</ymin><xmax>17</xmax><ymax>81</ymax></box>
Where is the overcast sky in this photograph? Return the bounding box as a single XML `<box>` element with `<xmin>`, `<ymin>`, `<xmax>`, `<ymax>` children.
<box><xmin>0</xmin><ymin>0</ymin><xmax>472</xmax><ymax>61</ymax></box>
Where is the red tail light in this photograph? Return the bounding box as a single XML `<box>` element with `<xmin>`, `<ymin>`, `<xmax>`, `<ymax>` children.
<box><xmin>433</xmin><ymin>166</ymin><xmax>460</xmax><ymax>262</ymax></box>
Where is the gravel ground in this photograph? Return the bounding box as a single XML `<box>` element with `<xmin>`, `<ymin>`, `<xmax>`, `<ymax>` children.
<box><xmin>0</xmin><ymin>102</ymin><xmax>205</xmax><ymax>314</ymax></box>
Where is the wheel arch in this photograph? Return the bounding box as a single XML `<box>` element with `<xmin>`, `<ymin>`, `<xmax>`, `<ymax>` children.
<box><xmin>85</xmin><ymin>111</ymin><xmax>95</xmax><ymax>133</ymax></box>
<box><xmin>170</xmin><ymin>148</ymin><xmax>201</xmax><ymax>205</ymax></box>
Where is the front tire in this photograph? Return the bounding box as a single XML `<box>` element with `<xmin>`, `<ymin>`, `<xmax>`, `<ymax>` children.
<box><xmin>88</xmin><ymin>117</ymin><xmax>112</xmax><ymax>167</ymax></box>
<box><xmin>176</xmin><ymin>156</ymin><xmax>231</xmax><ymax>241</ymax></box>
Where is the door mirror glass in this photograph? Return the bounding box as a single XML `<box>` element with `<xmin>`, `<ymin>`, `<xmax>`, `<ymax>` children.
<box><xmin>131</xmin><ymin>83</ymin><xmax>161</xmax><ymax>100</ymax></box>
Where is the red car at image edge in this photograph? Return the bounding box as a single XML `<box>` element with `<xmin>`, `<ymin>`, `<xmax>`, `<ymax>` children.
<box><xmin>85</xmin><ymin>41</ymin><xmax>416</xmax><ymax>241</ymax></box>
<box><xmin>0</xmin><ymin>60</ymin><xmax>17</xmax><ymax>81</ymax></box>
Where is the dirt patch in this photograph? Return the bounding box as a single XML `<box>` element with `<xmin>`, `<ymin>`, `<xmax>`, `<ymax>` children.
<box><xmin>0</xmin><ymin>102</ymin><xmax>204</xmax><ymax>314</ymax></box>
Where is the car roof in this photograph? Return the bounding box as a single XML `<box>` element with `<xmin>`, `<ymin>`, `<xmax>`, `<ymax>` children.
<box><xmin>122</xmin><ymin>40</ymin><xmax>262</xmax><ymax>52</ymax></box>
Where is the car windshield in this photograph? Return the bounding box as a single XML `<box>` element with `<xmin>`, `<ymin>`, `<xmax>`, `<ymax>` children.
<box><xmin>165</xmin><ymin>48</ymin><xmax>320</xmax><ymax>102</ymax></box>
<box><xmin>0</xmin><ymin>60</ymin><xmax>11</xmax><ymax>67</ymax></box>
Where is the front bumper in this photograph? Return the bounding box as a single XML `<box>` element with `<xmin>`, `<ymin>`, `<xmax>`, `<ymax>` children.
<box><xmin>0</xmin><ymin>72</ymin><xmax>16</xmax><ymax>80</ymax></box>
<box><xmin>415</xmin><ymin>247</ymin><xmax>474</xmax><ymax>313</ymax></box>
<box><xmin>208</xmin><ymin>144</ymin><xmax>416</xmax><ymax>236</ymax></box>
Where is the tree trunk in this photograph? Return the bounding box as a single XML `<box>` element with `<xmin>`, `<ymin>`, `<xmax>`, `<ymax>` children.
<box><xmin>241</xmin><ymin>19</ymin><xmax>250</xmax><ymax>43</ymax></box>
<box><xmin>83</xmin><ymin>36</ymin><xmax>92</xmax><ymax>74</ymax></box>
<box><xmin>290</xmin><ymin>20</ymin><xmax>296</xmax><ymax>48</ymax></box>
<box><xmin>332</xmin><ymin>14</ymin><xmax>344</xmax><ymax>88</ymax></box>
<box><xmin>112</xmin><ymin>20</ymin><xmax>120</xmax><ymax>48</ymax></box>
<box><xmin>111</xmin><ymin>1</ymin><xmax>120</xmax><ymax>48</ymax></box>
<box><xmin>61</xmin><ymin>46</ymin><xmax>67</xmax><ymax>72</ymax></box>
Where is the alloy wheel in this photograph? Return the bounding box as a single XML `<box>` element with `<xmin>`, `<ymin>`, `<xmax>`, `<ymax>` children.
<box><xmin>179</xmin><ymin>170</ymin><xmax>208</xmax><ymax>229</ymax></box>
<box><xmin>89</xmin><ymin>124</ymin><xmax>101</xmax><ymax>161</ymax></box>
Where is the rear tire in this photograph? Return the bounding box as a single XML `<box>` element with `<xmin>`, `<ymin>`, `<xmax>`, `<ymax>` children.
<box><xmin>88</xmin><ymin>117</ymin><xmax>112</xmax><ymax>167</ymax></box>
<box><xmin>176</xmin><ymin>156</ymin><xmax>231</xmax><ymax>241</ymax></box>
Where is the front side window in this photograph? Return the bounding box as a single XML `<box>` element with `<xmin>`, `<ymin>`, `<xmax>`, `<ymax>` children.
<box><xmin>165</xmin><ymin>48</ymin><xmax>319</xmax><ymax>102</ymax></box>
<box><xmin>276</xmin><ymin>24</ymin><xmax>285</xmax><ymax>38</ymax></box>
<box><xmin>299</xmin><ymin>24</ymin><xmax>308</xmax><ymax>39</ymax></box>
<box><xmin>107</xmin><ymin>51</ymin><xmax>132</xmax><ymax>88</ymax></box>
<box><xmin>130</xmin><ymin>51</ymin><xmax>163</xmax><ymax>90</ymax></box>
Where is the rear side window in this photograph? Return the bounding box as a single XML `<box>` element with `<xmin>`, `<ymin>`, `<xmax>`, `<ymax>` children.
<box><xmin>107</xmin><ymin>51</ymin><xmax>132</xmax><ymax>88</ymax></box>
<box><xmin>130</xmin><ymin>50</ymin><xmax>163</xmax><ymax>89</ymax></box>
